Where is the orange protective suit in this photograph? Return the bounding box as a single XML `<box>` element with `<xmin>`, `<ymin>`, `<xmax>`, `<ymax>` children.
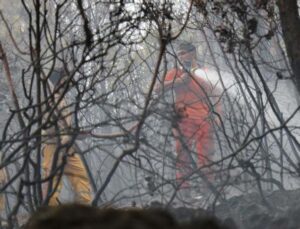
<box><xmin>165</xmin><ymin>68</ymin><xmax>220</xmax><ymax>188</ymax></box>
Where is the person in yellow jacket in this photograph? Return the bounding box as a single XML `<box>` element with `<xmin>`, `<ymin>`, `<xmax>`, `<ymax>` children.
<box><xmin>0</xmin><ymin>168</ymin><xmax>7</xmax><ymax>213</ymax></box>
<box><xmin>42</xmin><ymin>68</ymin><xmax>92</xmax><ymax>206</ymax></box>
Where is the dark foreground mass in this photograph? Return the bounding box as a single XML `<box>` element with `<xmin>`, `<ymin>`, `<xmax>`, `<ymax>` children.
<box><xmin>21</xmin><ymin>188</ymin><xmax>300</xmax><ymax>229</ymax></box>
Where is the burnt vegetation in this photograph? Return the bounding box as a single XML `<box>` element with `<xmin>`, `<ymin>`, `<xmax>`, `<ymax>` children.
<box><xmin>0</xmin><ymin>0</ymin><xmax>300</xmax><ymax>228</ymax></box>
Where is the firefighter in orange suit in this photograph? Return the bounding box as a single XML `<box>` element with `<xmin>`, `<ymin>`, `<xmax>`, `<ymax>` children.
<box><xmin>157</xmin><ymin>42</ymin><xmax>222</xmax><ymax>189</ymax></box>
<box><xmin>42</xmin><ymin>68</ymin><xmax>92</xmax><ymax>206</ymax></box>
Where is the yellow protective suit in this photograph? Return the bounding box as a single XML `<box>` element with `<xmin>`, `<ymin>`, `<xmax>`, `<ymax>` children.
<box><xmin>42</xmin><ymin>77</ymin><xmax>92</xmax><ymax>206</ymax></box>
<box><xmin>42</xmin><ymin>143</ymin><xmax>92</xmax><ymax>206</ymax></box>
<box><xmin>0</xmin><ymin>168</ymin><xmax>6</xmax><ymax>211</ymax></box>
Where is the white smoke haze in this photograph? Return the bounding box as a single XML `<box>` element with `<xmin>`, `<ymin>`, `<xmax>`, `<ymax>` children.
<box><xmin>0</xmin><ymin>0</ymin><xmax>300</xmax><ymax>228</ymax></box>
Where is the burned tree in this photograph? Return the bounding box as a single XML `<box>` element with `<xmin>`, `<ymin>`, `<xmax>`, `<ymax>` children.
<box><xmin>0</xmin><ymin>0</ymin><xmax>300</xmax><ymax>228</ymax></box>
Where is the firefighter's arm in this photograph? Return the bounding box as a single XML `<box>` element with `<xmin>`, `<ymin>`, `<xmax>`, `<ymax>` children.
<box><xmin>156</xmin><ymin>73</ymin><xmax>190</xmax><ymax>92</ymax></box>
<box><xmin>55</xmin><ymin>94</ymin><xmax>73</xmax><ymax>144</ymax></box>
<box><xmin>192</xmin><ymin>68</ymin><xmax>223</xmax><ymax>124</ymax></box>
<box><xmin>56</xmin><ymin>95</ymin><xmax>72</xmax><ymax>127</ymax></box>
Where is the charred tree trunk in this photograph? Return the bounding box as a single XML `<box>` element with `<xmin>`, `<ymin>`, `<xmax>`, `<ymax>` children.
<box><xmin>277</xmin><ymin>0</ymin><xmax>300</xmax><ymax>95</ymax></box>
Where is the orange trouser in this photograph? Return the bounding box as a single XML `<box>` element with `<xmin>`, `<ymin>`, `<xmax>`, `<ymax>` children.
<box><xmin>0</xmin><ymin>168</ymin><xmax>6</xmax><ymax>212</ymax></box>
<box><xmin>175</xmin><ymin>119</ymin><xmax>214</xmax><ymax>188</ymax></box>
<box><xmin>42</xmin><ymin>144</ymin><xmax>92</xmax><ymax>206</ymax></box>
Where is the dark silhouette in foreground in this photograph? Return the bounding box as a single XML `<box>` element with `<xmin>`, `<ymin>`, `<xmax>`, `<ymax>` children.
<box><xmin>24</xmin><ymin>203</ymin><xmax>232</xmax><ymax>229</ymax></box>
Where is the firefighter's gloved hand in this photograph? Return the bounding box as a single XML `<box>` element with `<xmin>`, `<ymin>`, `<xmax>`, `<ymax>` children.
<box><xmin>153</xmin><ymin>81</ymin><xmax>163</xmax><ymax>93</ymax></box>
<box><xmin>61</xmin><ymin>135</ymin><xmax>72</xmax><ymax>145</ymax></box>
<box><xmin>152</xmin><ymin>84</ymin><xmax>163</xmax><ymax>102</ymax></box>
